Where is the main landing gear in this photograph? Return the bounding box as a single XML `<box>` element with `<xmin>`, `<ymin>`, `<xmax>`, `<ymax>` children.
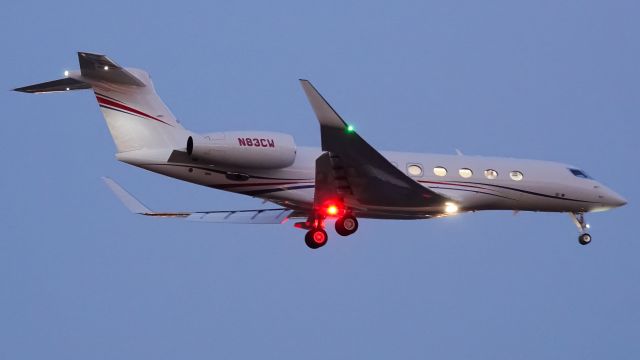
<box><xmin>570</xmin><ymin>213</ymin><xmax>592</xmax><ymax>246</ymax></box>
<box><xmin>305</xmin><ymin>227</ymin><xmax>328</xmax><ymax>249</ymax></box>
<box><xmin>335</xmin><ymin>214</ymin><xmax>358</xmax><ymax>236</ymax></box>
<box><xmin>296</xmin><ymin>214</ymin><xmax>359</xmax><ymax>249</ymax></box>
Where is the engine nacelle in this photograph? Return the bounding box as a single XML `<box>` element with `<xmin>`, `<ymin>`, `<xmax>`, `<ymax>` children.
<box><xmin>187</xmin><ymin>131</ymin><xmax>296</xmax><ymax>169</ymax></box>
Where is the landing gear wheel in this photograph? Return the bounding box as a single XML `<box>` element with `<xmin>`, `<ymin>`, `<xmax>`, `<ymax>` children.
<box><xmin>335</xmin><ymin>215</ymin><xmax>359</xmax><ymax>236</ymax></box>
<box><xmin>305</xmin><ymin>228</ymin><xmax>328</xmax><ymax>249</ymax></box>
<box><xmin>579</xmin><ymin>233</ymin><xmax>592</xmax><ymax>245</ymax></box>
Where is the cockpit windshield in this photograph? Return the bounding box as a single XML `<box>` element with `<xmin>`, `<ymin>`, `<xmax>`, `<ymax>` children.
<box><xmin>569</xmin><ymin>168</ymin><xmax>592</xmax><ymax>179</ymax></box>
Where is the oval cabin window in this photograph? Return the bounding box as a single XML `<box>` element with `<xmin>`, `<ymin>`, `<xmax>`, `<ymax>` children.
<box><xmin>407</xmin><ymin>164</ymin><xmax>423</xmax><ymax>177</ymax></box>
<box><xmin>510</xmin><ymin>171</ymin><xmax>524</xmax><ymax>181</ymax></box>
<box><xmin>484</xmin><ymin>169</ymin><xmax>498</xmax><ymax>179</ymax></box>
<box><xmin>433</xmin><ymin>166</ymin><xmax>447</xmax><ymax>177</ymax></box>
<box><xmin>459</xmin><ymin>168</ymin><xmax>473</xmax><ymax>178</ymax></box>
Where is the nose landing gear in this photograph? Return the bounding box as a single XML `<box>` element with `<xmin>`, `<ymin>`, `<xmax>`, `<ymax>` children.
<box><xmin>570</xmin><ymin>213</ymin><xmax>592</xmax><ymax>246</ymax></box>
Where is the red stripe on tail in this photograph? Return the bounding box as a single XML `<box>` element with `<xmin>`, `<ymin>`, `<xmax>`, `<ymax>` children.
<box><xmin>96</xmin><ymin>95</ymin><xmax>173</xmax><ymax>127</ymax></box>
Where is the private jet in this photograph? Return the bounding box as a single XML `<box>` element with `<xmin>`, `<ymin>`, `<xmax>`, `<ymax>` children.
<box><xmin>14</xmin><ymin>52</ymin><xmax>627</xmax><ymax>249</ymax></box>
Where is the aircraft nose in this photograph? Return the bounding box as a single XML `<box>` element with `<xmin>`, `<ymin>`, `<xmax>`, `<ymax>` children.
<box><xmin>602</xmin><ymin>188</ymin><xmax>627</xmax><ymax>208</ymax></box>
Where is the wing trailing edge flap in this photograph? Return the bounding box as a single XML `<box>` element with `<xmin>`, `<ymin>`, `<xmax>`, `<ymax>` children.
<box><xmin>300</xmin><ymin>79</ymin><xmax>451</xmax><ymax>209</ymax></box>
<box><xmin>102</xmin><ymin>177</ymin><xmax>295</xmax><ymax>224</ymax></box>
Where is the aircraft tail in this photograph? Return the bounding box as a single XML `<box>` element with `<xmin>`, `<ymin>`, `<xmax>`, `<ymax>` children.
<box><xmin>14</xmin><ymin>52</ymin><xmax>188</xmax><ymax>153</ymax></box>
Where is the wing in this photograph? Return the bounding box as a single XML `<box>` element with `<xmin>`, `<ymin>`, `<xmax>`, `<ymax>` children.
<box><xmin>300</xmin><ymin>80</ymin><xmax>450</xmax><ymax>211</ymax></box>
<box><xmin>103</xmin><ymin>177</ymin><xmax>299</xmax><ymax>224</ymax></box>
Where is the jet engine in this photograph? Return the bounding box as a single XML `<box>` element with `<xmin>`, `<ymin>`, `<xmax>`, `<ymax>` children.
<box><xmin>186</xmin><ymin>131</ymin><xmax>297</xmax><ymax>169</ymax></box>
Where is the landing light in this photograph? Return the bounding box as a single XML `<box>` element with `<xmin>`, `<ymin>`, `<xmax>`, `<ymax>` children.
<box><xmin>321</xmin><ymin>199</ymin><xmax>343</xmax><ymax>217</ymax></box>
<box><xmin>64</xmin><ymin>70</ymin><xmax>69</xmax><ymax>77</ymax></box>
<box><xmin>326</xmin><ymin>205</ymin><xmax>339</xmax><ymax>216</ymax></box>
<box><xmin>586</xmin><ymin>224</ymin><xmax>591</xmax><ymax>229</ymax></box>
<box><xmin>445</xmin><ymin>202</ymin><xmax>459</xmax><ymax>214</ymax></box>
<box><xmin>104</xmin><ymin>65</ymin><xmax>109</xmax><ymax>70</ymax></box>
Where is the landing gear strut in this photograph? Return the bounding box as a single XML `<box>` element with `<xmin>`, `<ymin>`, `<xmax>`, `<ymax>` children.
<box><xmin>570</xmin><ymin>213</ymin><xmax>592</xmax><ymax>246</ymax></box>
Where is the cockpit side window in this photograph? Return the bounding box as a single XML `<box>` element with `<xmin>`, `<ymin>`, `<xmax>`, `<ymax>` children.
<box><xmin>569</xmin><ymin>168</ymin><xmax>591</xmax><ymax>179</ymax></box>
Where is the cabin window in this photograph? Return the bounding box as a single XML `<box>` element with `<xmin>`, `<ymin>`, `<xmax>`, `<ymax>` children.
<box><xmin>510</xmin><ymin>171</ymin><xmax>524</xmax><ymax>181</ymax></box>
<box><xmin>407</xmin><ymin>164</ymin><xmax>423</xmax><ymax>177</ymax></box>
<box><xmin>569</xmin><ymin>168</ymin><xmax>591</xmax><ymax>179</ymax></box>
<box><xmin>459</xmin><ymin>168</ymin><xmax>473</xmax><ymax>178</ymax></box>
<box><xmin>433</xmin><ymin>166</ymin><xmax>447</xmax><ymax>177</ymax></box>
<box><xmin>484</xmin><ymin>169</ymin><xmax>498</xmax><ymax>179</ymax></box>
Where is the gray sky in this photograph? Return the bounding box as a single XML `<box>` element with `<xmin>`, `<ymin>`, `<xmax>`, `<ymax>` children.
<box><xmin>1</xmin><ymin>0</ymin><xmax>638</xmax><ymax>359</ymax></box>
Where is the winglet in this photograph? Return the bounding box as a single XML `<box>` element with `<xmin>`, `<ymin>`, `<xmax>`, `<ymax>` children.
<box><xmin>299</xmin><ymin>79</ymin><xmax>348</xmax><ymax>129</ymax></box>
<box><xmin>102</xmin><ymin>177</ymin><xmax>152</xmax><ymax>214</ymax></box>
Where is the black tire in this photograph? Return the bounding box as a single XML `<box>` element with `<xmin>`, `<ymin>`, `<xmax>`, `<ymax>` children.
<box><xmin>335</xmin><ymin>215</ymin><xmax>359</xmax><ymax>236</ymax></box>
<box><xmin>579</xmin><ymin>233</ymin><xmax>592</xmax><ymax>245</ymax></box>
<box><xmin>305</xmin><ymin>228</ymin><xmax>328</xmax><ymax>249</ymax></box>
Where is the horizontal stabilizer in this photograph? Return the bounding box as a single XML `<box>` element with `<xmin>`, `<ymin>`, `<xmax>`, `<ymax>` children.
<box><xmin>102</xmin><ymin>177</ymin><xmax>295</xmax><ymax>224</ymax></box>
<box><xmin>78</xmin><ymin>52</ymin><xmax>145</xmax><ymax>87</ymax></box>
<box><xmin>13</xmin><ymin>77</ymin><xmax>90</xmax><ymax>93</ymax></box>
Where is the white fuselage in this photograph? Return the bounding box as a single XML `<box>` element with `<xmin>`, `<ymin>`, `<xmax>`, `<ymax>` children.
<box><xmin>116</xmin><ymin>145</ymin><xmax>626</xmax><ymax>218</ymax></box>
